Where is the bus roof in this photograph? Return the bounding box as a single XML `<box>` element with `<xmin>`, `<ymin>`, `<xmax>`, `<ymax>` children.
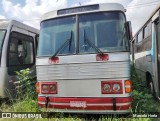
<box><xmin>41</xmin><ymin>3</ymin><xmax>125</xmax><ymax>21</ymax></box>
<box><xmin>0</xmin><ymin>19</ymin><xmax>39</xmax><ymax>34</ymax></box>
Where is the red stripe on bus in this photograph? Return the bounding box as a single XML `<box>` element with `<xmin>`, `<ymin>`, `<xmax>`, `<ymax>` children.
<box><xmin>38</xmin><ymin>97</ymin><xmax>131</xmax><ymax>103</ymax></box>
<box><xmin>38</xmin><ymin>103</ymin><xmax>131</xmax><ymax>110</ymax></box>
<box><xmin>116</xmin><ymin>97</ymin><xmax>132</xmax><ymax>103</ymax></box>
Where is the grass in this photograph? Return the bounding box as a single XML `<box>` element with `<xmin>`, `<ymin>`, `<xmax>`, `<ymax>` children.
<box><xmin>0</xmin><ymin>98</ymin><xmax>37</xmax><ymax>112</ymax></box>
<box><xmin>0</xmin><ymin>67</ymin><xmax>160</xmax><ymax>121</ymax></box>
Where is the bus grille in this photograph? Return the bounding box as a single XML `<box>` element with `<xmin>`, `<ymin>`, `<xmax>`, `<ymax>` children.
<box><xmin>36</xmin><ymin>61</ymin><xmax>129</xmax><ymax>80</ymax></box>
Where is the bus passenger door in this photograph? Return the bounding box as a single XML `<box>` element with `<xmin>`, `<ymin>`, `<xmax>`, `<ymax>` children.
<box><xmin>156</xmin><ymin>18</ymin><xmax>160</xmax><ymax>97</ymax></box>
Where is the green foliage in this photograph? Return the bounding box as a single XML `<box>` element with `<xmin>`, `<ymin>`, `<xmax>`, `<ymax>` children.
<box><xmin>131</xmin><ymin>90</ymin><xmax>153</xmax><ymax>112</ymax></box>
<box><xmin>15</xmin><ymin>68</ymin><xmax>36</xmax><ymax>100</ymax></box>
<box><xmin>130</xmin><ymin>66</ymin><xmax>160</xmax><ymax>113</ymax></box>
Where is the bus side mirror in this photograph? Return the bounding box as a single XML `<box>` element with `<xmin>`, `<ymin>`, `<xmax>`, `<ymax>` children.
<box><xmin>126</xmin><ymin>21</ymin><xmax>132</xmax><ymax>41</ymax></box>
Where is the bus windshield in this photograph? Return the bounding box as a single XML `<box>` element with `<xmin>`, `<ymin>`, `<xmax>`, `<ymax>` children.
<box><xmin>0</xmin><ymin>30</ymin><xmax>6</xmax><ymax>55</ymax></box>
<box><xmin>79</xmin><ymin>12</ymin><xmax>129</xmax><ymax>53</ymax></box>
<box><xmin>38</xmin><ymin>12</ymin><xmax>129</xmax><ymax>56</ymax></box>
<box><xmin>38</xmin><ymin>16</ymin><xmax>76</xmax><ymax>56</ymax></box>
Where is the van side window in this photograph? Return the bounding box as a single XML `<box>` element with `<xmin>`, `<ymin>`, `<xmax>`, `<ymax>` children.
<box><xmin>8</xmin><ymin>32</ymin><xmax>34</xmax><ymax>66</ymax></box>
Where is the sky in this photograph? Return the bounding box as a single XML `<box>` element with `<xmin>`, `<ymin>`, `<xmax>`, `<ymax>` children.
<box><xmin>0</xmin><ymin>0</ymin><xmax>160</xmax><ymax>35</ymax></box>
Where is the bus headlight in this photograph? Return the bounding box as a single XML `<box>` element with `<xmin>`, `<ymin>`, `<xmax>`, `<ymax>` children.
<box><xmin>113</xmin><ymin>84</ymin><xmax>120</xmax><ymax>92</ymax></box>
<box><xmin>41</xmin><ymin>82</ymin><xmax>58</xmax><ymax>94</ymax></box>
<box><xmin>103</xmin><ymin>84</ymin><xmax>111</xmax><ymax>92</ymax></box>
<box><xmin>101</xmin><ymin>81</ymin><xmax>122</xmax><ymax>94</ymax></box>
<box><xmin>50</xmin><ymin>84</ymin><xmax>57</xmax><ymax>92</ymax></box>
<box><xmin>42</xmin><ymin>84</ymin><xmax>48</xmax><ymax>92</ymax></box>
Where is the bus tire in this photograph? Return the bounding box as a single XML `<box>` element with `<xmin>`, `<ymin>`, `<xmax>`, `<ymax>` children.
<box><xmin>149</xmin><ymin>81</ymin><xmax>154</xmax><ymax>95</ymax></box>
<box><xmin>147</xmin><ymin>76</ymin><xmax>155</xmax><ymax>96</ymax></box>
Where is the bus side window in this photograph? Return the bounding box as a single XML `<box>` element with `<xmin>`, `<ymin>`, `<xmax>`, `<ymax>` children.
<box><xmin>8</xmin><ymin>32</ymin><xmax>34</xmax><ymax>66</ymax></box>
<box><xmin>136</xmin><ymin>31</ymin><xmax>143</xmax><ymax>52</ymax></box>
<box><xmin>142</xmin><ymin>21</ymin><xmax>152</xmax><ymax>51</ymax></box>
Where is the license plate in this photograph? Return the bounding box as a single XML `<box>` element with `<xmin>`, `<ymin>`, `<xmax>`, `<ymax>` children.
<box><xmin>70</xmin><ymin>101</ymin><xmax>87</xmax><ymax>108</ymax></box>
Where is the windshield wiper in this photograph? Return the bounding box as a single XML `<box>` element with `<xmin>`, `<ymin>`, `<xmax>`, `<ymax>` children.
<box><xmin>83</xmin><ymin>29</ymin><xmax>104</xmax><ymax>55</ymax></box>
<box><xmin>50</xmin><ymin>31</ymin><xmax>72</xmax><ymax>59</ymax></box>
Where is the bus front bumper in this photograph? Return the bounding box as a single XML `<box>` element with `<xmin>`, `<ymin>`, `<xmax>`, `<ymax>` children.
<box><xmin>37</xmin><ymin>96</ymin><xmax>132</xmax><ymax>114</ymax></box>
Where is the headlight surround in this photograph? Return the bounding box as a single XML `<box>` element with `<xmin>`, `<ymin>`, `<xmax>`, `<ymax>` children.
<box><xmin>101</xmin><ymin>81</ymin><xmax>122</xmax><ymax>94</ymax></box>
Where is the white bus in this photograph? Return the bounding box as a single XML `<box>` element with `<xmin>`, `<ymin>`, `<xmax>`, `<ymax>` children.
<box><xmin>36</xmin><ymin>3</ymin><xmax>132</xmax><ymax>114</ymax></box>
<box><xmin>131</xmin><ymin>6</ymin><xmax>160</xmax><ymax>99</ymax></box>
<box><xmin>0</xmin><ymin>20</ymin><xmax>39</xmax><ymax>100</ymax></box>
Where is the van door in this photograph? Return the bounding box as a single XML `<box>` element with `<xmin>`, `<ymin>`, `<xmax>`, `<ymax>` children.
<box><xmin>7</xmin><ymin>31</ymin><xmax>35</xmax><ymax>75</ymax></box>
<box><xmin>7</xmin><ymin>28</ymin><xmax>36</xmax><ymax>98</ymax></box>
